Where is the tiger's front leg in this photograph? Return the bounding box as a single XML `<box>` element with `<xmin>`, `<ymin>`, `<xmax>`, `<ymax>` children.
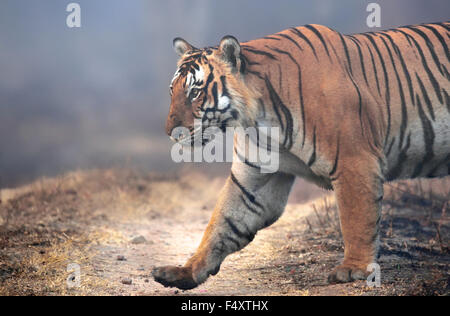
<box><xmin>152</xmin><ymin>166</ymin><xmax>295</xmax><ymax>290</ymax></box>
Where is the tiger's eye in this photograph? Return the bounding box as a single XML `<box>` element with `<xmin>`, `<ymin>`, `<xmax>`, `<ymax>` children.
<box><xmin>190</xmin><ymin>88</ymin><xmax>201</xmax><ymax>100</ymax></box>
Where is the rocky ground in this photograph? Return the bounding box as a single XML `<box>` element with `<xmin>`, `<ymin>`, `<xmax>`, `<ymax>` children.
<box><xmin>0</xmin><ymin>169</ymin><xmax>448</xmax><ymax>296</ymax></box>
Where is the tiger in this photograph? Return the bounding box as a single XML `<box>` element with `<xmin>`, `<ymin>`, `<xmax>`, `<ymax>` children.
<box><xmin>152</xmin><ymin>22</ymin><xmax>450</xmax><ymax>290</ymax></box>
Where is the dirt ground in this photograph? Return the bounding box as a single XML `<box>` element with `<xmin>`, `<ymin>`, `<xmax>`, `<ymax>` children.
<box><xmin>0</xmin><ymin>169</ymin><xmax>448</xmax><ymax>296</ymax></box>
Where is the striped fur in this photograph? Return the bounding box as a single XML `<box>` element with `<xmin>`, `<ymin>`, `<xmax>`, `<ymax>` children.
<box><xmin>155</xmin><ymin>22</ymin><xmax>450</xmax><ymax>289</ymax></box>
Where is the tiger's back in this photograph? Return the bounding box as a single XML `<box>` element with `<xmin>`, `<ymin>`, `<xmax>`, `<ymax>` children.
<box><xmin>240</xmin><ymin>22</ymin><xmax>450</xmax><ymax>183</ymax></box>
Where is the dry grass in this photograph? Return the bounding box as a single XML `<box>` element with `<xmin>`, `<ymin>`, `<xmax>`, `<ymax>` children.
<box><xmin>0</xmin><ymin>229</ymin><xmax>128</xmax><ymax>296</ymax></box>
<box><xmin>305</xmin><ymin>195</ymin><xmax>341</xmax><ymax>236</ymax></box>
<box><xmin>0</xmin><ymin>168</ymin><xmax>226</xmax><ymax>296</ymax></box>
<box><xmin>384</xmin><ymin>178</ymin><xmax>449</xmax><ymax>212</ymax></box>
<box><xmin>296</xmin><ymin>178</ymin><xmax>449</xmax><ymax>296</ymax></box>
<box><xmin>0</xmin><ymin>169</ymin><xmax>448</xmax><ymax>296</ymax></box>
<box><xmin>383</xmin><ymin>178</ymin><xmax>449</xmax><ymax>254</ymax></box>
<box><xmin>303</xmin><ymin>178</ymin><xmax>449</xmax><ymax>253</ymax></box>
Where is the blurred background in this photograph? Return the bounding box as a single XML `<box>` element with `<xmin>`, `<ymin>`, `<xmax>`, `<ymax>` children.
<box><xmin>0</xmin><ymin>0</ymin><xmax>449</xmax><ymax>188</ymax></box>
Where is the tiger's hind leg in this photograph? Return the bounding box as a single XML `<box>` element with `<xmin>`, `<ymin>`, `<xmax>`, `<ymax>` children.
<box><xmin>328</xmin><ymin>155</ymin><xmax>383</xmax><ymax>283</ymax></box>
<box><xmin>152</xmin><ymin>167</ymin><xmax>295</xmax><ymax>290</ymax></box>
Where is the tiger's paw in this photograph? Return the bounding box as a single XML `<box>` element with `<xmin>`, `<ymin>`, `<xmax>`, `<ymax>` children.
<box><xmin>327</xmin><ymin>264</ymin><xmax>369</xmax><ymax>284</ymax></box>
<box><xmin>152</xmin><ymin>265</ymin><xmax>198</xmax><ymax>290</ymax></box>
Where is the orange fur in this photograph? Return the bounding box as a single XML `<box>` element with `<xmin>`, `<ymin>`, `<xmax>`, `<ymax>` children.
<box><xmin>155</xmin><ymin>22</ymin><xmax>450</xmax><ymax>288</ymax></box>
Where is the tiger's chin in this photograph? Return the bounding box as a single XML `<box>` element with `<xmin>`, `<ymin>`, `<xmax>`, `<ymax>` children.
<box><xmin>176</xmin><ymin>136</ymin><xmax>214</xmax><ymax>148</ymax></box>
<box><xmin>174</xmin><ymin>129</ymin><xmax>215</xmax><ymax>147</ymax></box>
<box><xmin>177</xmin><ymin>123</ymin><xmax>231</xmax><ymax>148</ymax></box>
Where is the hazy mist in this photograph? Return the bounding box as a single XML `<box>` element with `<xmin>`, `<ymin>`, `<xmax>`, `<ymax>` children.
<box><xmin>0</xmin><ymin>0</ymin><xmax>448</xmax><ymax>187</ymax></box>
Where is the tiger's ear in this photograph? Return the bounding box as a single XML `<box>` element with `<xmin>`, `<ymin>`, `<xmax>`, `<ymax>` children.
<box><xmin>173</xmin><ymin>37</ymin><xmax>196</xmax><ymax>57</ymax></box>
<box><xmin>219</xmin><ymin>35</ymin><xmax>241</xmax><ymax>70</ymax></box>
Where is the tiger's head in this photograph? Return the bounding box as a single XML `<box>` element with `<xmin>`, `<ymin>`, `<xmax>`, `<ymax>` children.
<box><xmin>166</xmin><ymin>36</ymin><xmax>252</xmax><ymax>146</ymax></box>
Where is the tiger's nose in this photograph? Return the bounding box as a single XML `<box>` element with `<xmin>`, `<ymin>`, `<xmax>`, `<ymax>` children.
<box><xmin>165</xmin><ymin>115</ymin><xmax>182</xmax><ymax>137</ymax></box>
<box><xmin>168</xmin><ymin>127</ymin><xmax>188</xmax><ymax>143</ymax></box>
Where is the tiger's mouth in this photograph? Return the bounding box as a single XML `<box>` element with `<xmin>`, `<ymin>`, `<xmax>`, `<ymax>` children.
<box><xmin>171</xmin><ymin>125</ymin><xmax>215</xmax><ymax>147</ymax></box>
<box><xmin>170</xmin><ymin>114</ymin><xmax>236</xmax><ymax>147</ymax></box>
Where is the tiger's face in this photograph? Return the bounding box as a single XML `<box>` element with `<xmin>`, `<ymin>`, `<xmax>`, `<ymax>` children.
<box><xmin>166</xmin><ymin>36</ymin><xmax>245</xmax><ymax>146</ymax></box>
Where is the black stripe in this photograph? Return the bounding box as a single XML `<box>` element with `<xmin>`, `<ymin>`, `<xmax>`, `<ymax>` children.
<box><xmin>211</xmin><ymin>82</ymin><xmax>218</xmax><ymax>109</ymax></box>
<box><xmin>380</xmin><ymin>32</ymin><xmax>415</xmax><ymax>106</ymax></box>
<box><xmin>230</xmin><ymin>172</ymin><xmax>263</xmax><ymax>209</ymax></box>
<box><xmin>277</xmin><ymin>64</ymin><xmax>283</xmax><ymax>90</ymax></box>
<box><xmin>396</xmin><ymin>29</ymin><xmax>443</xmax><ymax>104</ymax></box>
<box><xmin>258</xmin><ymin>98</ymin><xmax>266</xmax><ymax>118</ymax></box>
<box><xmin>407</xmin><ymin>26</ymin><xmax>444</xmax><ymax>75</ymax></box>
<box><xmin>346</xmin><ymin>68</ymin><xmax>365</xmax><ymax>136</ymax></box>
<box><xmin>443</xmin><ymin>65</ymin><xmax>450</xmax><ymax>81</ymax></box>
<box><xmin>307</xmin><ymin>126</ymin><xmax>317</xmax><ymax>167</ymax></box>
<box><xmin>365</xmin><ymin>42</ymin><xmax>381</xmax><ymax>95</ymax></box>
<box><xmin>361</xmin><ymin>33</ymin><xmax>391</xmax><ymax>146</ymax></box>
<box><xmin>299</xmin><ymin>70</ymin><xmax>306</xmax><ymax>149</ymax></box>
<box><xmin>242</xmin><ymin>46</ymin><xmax>278</xmax><ymax>60</ymax></box>
<box><xmin>386</xmin><ymin>137</ymin><xmax>395</xmax><ymax>157</ymax></box>
<box><xmin>421</xmin><ymin>24</ymin><xmax>450</xmax><ymax>62</ymax></box>
<box><xmin>304</xmin><ymin>25</ymin><xmax>331</xmax><ymax>58</ymax></box>
<box><xmin>247</xmin><ymin>70</ymin><xmax>264</xmax><ymax>80</ymax></box>
<box><xmin>234</xmin><ymin>147</ymin><xmax>261</xmax><ymax>170</ymax></box>
<box><xmin>415</xmin><ymin>73</ymin><xmax>435</xmax><ymax>120</ymax></box>
<box><xmin>240</xmin><ymin>195</ymin><xmax>262</xmax><ymax>216</ymax></box>
<box><xmin>265</xmin><ymin>78</ymin><xmax>284</xmax><ymax>131</ymax></box>
<box><xmin>224</xmin><ymin>236</ymin><xmax>241</xmax><ymax>249</ymax></box>
<box><xmin>264</xmin><ymin>74</ymin><xmax>294</xmax><ymax>149</ymax></box>
<box><xmin>277</xmin><ymin>33</ymin><xmax>304</xmax><ymax>51</ymax></box>
<box><xmin>394</xmin><ymin>28</ymin><xmax>413</xmax><ymax>46</ymax></box>
<box><xmin>289</xmin><ymin>27</ymin><xmax>318</xmax><ymax>60</ymax></box>
<box><xmin>326</xmin><ymin>40</ymin><xmax>341</xmax><ymax>65</ymax></box>
<box><xmin>220</xmin><ymin>75</ymin><xmax>230</xmax><ymax>97</ymax></box>
<box><xmin>443</xmin><ymin>89</ymin><xmax>450</xmax><ymax>113</ymax></box>
<box><xmin>436</xmin><ymin>22</ymin><xmax>450</xmax><ymax>32</ymax></box>
<box><xmin>219</xmin><ymin>117</ymin><xmax>233</xmax><ymax>132</ymax></box>
<box><xmin>263</xmin><ymin>36</ymin><xmax>281</xmax><ymax>41</ymax></box>
<box><xmin>199</xmin><ymin>65</ymin><xmax>215</xmax><ymax>111</ymax></box>
<box><xmin>367</xmin><ymin>110</ymin><xmax>382</xmax><ymax>150</ymax></box>
<box><xmin>211</xmin><ymin>240</ymin><xmax>227</xmax><ymax>255</ymax></box>
<box><xmin>265</xmin><ymin>46</ymin><xmax>303</xmax><ymax>148</ymax></box>
<box><xmin>348</xmin><ymin>35</ymin><xmax>368</xmax><ymax>85</ymax></box>
<box><xmin>225</xmin><ymin>217</ymin><xmax>254</xmax><ymax>241</ymax></box>
<box><xmin>387</xmin><ymin>133</ymin><xmax>411</xmax><ymax>181</ymax></box>
<box><xmin>238</xmin><ymin>53</ymin><xmax>247</xmax><ymax>73</ymax></box>
<box><xmin>329</xmin><ymin>135</ymin><xmax>340</xmax><ymax>177</ymax></box>
<box><xmin>246</xmin><ymin>59</ymin><xmax>261</xmax><ymax>66</ymax></box>
<box><xmin>376</xmin><ymin>212</ymin><xmax>382</xmax><ymax>226</ymax></box>
<box><xmin>412</xmin><ymin>94</ymin><xmax>435</xmax><ymax>178</ymax></box>
<box><xmin>339</xmin><ymin>33</ymin><xmax>352</xmax><ymax>74</ymax></box>
<box><xmin>378</xmin><ymin>35</ymin><xmax>408</xmax><ymax>151</ymax></box>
